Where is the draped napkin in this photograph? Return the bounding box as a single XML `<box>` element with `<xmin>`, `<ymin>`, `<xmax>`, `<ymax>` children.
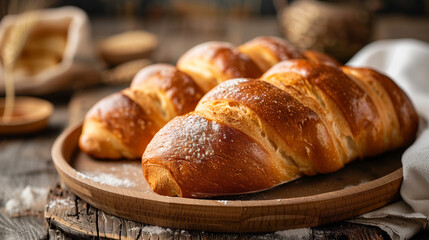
<box><xmin>345</xmin><ymin>39</ymin><xmax>429</xmax><ymax>240</ymax></box>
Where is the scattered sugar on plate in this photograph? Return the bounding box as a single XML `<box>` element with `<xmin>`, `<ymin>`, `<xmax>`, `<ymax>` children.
<box><xmin>343</xmin><ymin>179</ymin><xmax>370</xmax><ymax>189</ymax></box>
<box><xmin>77</xmin><ymin>172</ymin><xmax>136</xmax><ymax>188</ymax></box>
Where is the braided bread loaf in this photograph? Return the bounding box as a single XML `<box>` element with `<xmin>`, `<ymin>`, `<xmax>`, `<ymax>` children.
<box><xmin>142</xmin><ymin>60</ymin><xmax>418</xmax><ymax>198</ymax></box>
<box><xmin>79</xmin><ymin>36</ymin><xmax>339</xmax><ymax>159</ymax></box>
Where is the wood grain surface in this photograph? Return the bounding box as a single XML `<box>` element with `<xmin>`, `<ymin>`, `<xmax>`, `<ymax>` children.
<box><xmin>0</xmin><ymin>93</ymin><xmax>70</xmax><ymax>240</ymax></box>
<box><xmin>46</xmin><ymin>185</ymin><xmax>390</xmax><ymax>240</ymax></box>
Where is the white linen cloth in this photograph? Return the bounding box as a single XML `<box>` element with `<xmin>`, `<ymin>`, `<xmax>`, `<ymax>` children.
<box><xmin>345</xmin><ymin>39</ymin><xmax>429</xmax><ymax>240</ymax></box>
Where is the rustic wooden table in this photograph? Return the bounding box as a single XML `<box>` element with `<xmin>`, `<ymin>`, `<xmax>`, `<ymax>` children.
<box><xmin>1</xmin><ymin>14</ymin><xmax>429</xmax><ymax>239</ymax></box>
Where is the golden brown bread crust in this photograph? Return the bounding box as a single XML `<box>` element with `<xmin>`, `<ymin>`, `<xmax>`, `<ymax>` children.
<box><xmin>177</xmin><ymin>41</ymin><xmax>263</xmax><ymax>92</ymax></box>
<box><xmin>341</xmin><ymin>66</ymin><xmax>418</xmax><ymax>147</ymax></box>
<box><xmin>130</xmin><ymin>64</ymin><xmax>204</xmax><ymax>115</ymax></box>
<box><xmin>80</xmin><ymin>37</ymin><xmax>333</xmax><ymax>160</ymax></box>
<box><xmin>303</xmin><ymin>50</ymin><xmax>342</xmax><ymax>68</ymax></box>
<box><xmin>143</xmin><ymin>114</ymin><xmax>291</xmax><ymax>198</ymax></box>
<box><xmin>238</xmin><ymin>36</ymin><xmax>341</xmax><ymax>72</ymax></box>
<box><xmin>79</xmin><ymin>93</ymin><xmax>161</xmax><ymax>159</ymax></box>
<box><xmin>238</xmin><ymin>36</ymin><xmax>306</xmax><ymax>72</ymax></box>
<box><xmin>79</xmin><ymin>64</ymin><xmax>204</xmax><ymax>159</ymax></box>
<box><xmin>263</xmin><ymin>60</ymin><xmax>382</xmax><ymax>158</ymax></box>
<box><xmin>142</xmin><ymin>59</ymin><xmax>418</xmax><ymax>198</ymax></box>
<box><xmin>199</xmin><ymin>79</ymin><xmax>341</xmax><ymax>175</ymax></box>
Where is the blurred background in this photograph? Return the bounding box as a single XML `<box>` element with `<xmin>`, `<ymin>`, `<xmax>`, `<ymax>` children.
<box><xmin>44</xmin><ymin>0</ymin><xmax>429</xmax><ymax>63</ymax></box>
<box><xmin>0</xmin><ymin>0</ymin><xmax>429</xmax><ymax>94</ymax></box>
<box><xmin>1</xmin><ymin>0</ymin><xmax>428</xmax><ymax>65</ymax></box>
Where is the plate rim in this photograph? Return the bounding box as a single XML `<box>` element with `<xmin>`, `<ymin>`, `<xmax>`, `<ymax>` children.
<box><xmin>51</xmin><ymin>123</ymin><xmax>403</xmax><ymax>231</ymax></box>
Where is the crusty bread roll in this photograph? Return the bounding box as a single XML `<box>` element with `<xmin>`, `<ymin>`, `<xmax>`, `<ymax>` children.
<box><xmin>177</xmin><ymin>41</ymin><xmax>262</xmax><ymax>93</ymax></box>
<box><xmin>79</xmin><ymin>36</ymin><xmax>340</xmax><ymax>159</ymax></box>
<box><xmin>79</xmin><ymin>64</ymin><xmax>204</xmax><ymax>159</ymax></box>
<box><xmin>238</xmin><ymin>36</ymin><xmax>341</xmax><ymax>71</ymax></box>
<box><xmin>142</xmin><ymin>60</ymin><xmax>418</xmax><ymax>198</ymax></box>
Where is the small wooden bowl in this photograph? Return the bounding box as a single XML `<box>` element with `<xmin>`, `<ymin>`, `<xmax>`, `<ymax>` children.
<box><xmin>0</xmin><ymin>96</ymin><xmax>53</xmax><ymax>135</ymax></box>
<box><xmin>98</xmin><ymin>30</ymin><xmax>158</xmax><ymax>66</ymax></box>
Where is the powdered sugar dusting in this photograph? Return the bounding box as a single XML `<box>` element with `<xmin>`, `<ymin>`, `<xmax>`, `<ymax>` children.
<box><xmin>180</xmin><ymin>115</ymin><xmax>220</xmax><ymax>163</ymax></box>
<box><xmin>210</xmin><ymin>78</ymin><xmax>248</xmax><ymax>99</ymax></box>
<box><xmin>77</xmin><ymin>171</ymin><xmax>136</xmax><ymax>188</ymax></box>
<box><xmin>176</xmin><ymin>115</ymin><xmax>224</xmax><ymax>163</ymax></box>
<box><xmin>205</xmin><ymin>78</ymin><xmax>268</xmax><ymax>104</ymax></box>
<box><xmin>222</xmin><ymin>78</ymin><xmax>250</xmax><ymax>87</ymax></box>
<box><xmin>74</xmin><ymin>163</ymin><xmax>140</xmax><ymax>188</ymax></box>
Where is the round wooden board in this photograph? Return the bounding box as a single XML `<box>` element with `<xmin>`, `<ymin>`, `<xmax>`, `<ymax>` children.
<box><xmin>51</xmin><ymin>124</ymin><xmax>403</xmax><ymax>233</ymax></box>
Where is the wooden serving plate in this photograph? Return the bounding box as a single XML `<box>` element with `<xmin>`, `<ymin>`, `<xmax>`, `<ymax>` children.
<box><xmin>51</xmin><ymin>124</ymin><xmax>404</xmax><ymax>233</ymax></box>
